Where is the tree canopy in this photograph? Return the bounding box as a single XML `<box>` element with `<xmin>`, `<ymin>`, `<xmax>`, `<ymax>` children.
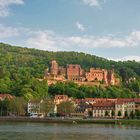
<box><xmin>0</xmin><ymin>43</ymin><xmax>140</xmax><ymax>99</ymax></box>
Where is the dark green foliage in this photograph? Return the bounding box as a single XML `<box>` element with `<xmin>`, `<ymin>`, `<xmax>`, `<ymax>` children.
<box><xmin>118</xmin><ymin>111</ymin><xmax>122</xmax><ymax>116</ymax></box>
<box><xmin>49</xmin><ymin>82</ymin><xmax>138</xmax><ymax>98</ymax></box>
<box><xmin>0</xmin><ymin>97</ymin><xmax>27</xmax><ymax>116</ymax></box>
<box><xmin>135</xmin><ymin>110</ymin><xmax>140</xmax><ymax>117</ymax></box>
<box><xmin>124</xmin><ymin>111</ymin><xmax>128</xmax><ymax>117</ymax></box>
<box><xmin>130</xmin><ymin>111</ymin><xmax>135</xmax><ymax>119</ymax></box>
<box><xmin>0</xmin><ymin>43</ymin><xmax>139</xmax><ymax>76</ymax></box>
<box><xmin>0</xmin><ymin>43</ymin><xmax>140</xmax><ymax>99</ymax></box>
<box><xmin>111</xmin><ymin>110</ymin><xmax>115</xmax><ymax>117</ymax></box>
<box><xmin>0</xmin><ymin>98</ymin><xmax>11</xmax><ymax>116</ymax></box>
<box><xmin>105</xmin><ymin>110</ymin><xmax>109</xmax><ymax>117</ymax></box>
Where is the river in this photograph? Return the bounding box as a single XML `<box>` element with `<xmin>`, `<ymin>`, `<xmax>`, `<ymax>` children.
<box><xmin>0</xmin><ymin>122</ymin><xmax>139</xmax><ymax>140</ymax></box>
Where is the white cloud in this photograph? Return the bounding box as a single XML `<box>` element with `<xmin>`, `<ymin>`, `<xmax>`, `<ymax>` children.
<box><xmin>82</xmin><ymin>0</ymin><xmax>105</xmax><ymax>7</ymax></box>
<box><xmin>64</xmin><ymin>30</ymin><xmax>140</xmax><ymax>48</ymax></box>
<box><xmin>25</xmin><ymin>30</ymin><xmax>140</xmax><ymax>54</ymax></box>
<box><xmin>27</xmin><ymin>31</ymin><xmax>59</xmax><ymax>51</ymax></box>
<box><xmin>76</xmin><ymin>21</ymin><xmax>85</xmax><ymax>31</ymax></box>
<box><xmin>0</xmin><ymin>24</ymin><xmax>140</xmax><ymax>62</ymax></box>
<box><xmin>0</xmin><ymin>0</ymin><xmax>24</xmax><ymax>17</ymax></box>
<box><xmin>123</xmin><ymin>56</ymin><xmax>140</xmax><ymax>62</ymax></box>
<box><xmin>1</xmin><ymin>24</ymin><xmax>140</xmax><ymax>54</ymax></box>
<box><xmin>0</xmin><ymin>24</ymin><xmax>19</xmax><ymax>38</ymax></box>
<box><xmin>108</xmin><ymin>56</ymin><xmax>140</xmax><ymax>62</ymax></box>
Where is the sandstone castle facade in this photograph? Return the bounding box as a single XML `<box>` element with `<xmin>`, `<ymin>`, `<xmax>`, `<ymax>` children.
<box><xmin>45</xmin><ymin>60</ymin><xmax>119</xmax><ymax>86</ymax></box>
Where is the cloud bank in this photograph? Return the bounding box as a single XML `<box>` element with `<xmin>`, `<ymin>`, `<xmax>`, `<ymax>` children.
<box><xmin>82</xmin><ymin>0</ymin><xmax>105</xmax><ymax>7</ymax></box>
<box><xmin>108</xmin><ymin>56</ymin><xmax>140</xmax><ymax>62</ymax></box>
<box><xmin>0</xmin><ymin>0</ymin><xmax>24</xmax><ymax>17</ymax></box>
<box><xmin>0</xmin><ymin>24</ymin><xmax>140</xmax><ymax>61</ymax></box>
<box><xmin>0</xmin><ymin>24</ymin><xmax>19</xmax><ymax>38</ymax></box>
<box><xmin>1</xmin><ymin>24</ymin><xmax>140</xmax><ymax>49</ymax></box>
<box><xmin>27</xmin><ymin>30</ymin><xmax>140</xmax><ymax>50</ymax></box>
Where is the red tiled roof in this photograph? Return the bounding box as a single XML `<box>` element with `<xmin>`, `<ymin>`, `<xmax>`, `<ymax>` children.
<box><xmin>117</xmin><ymin>98</ymin><xmax>140</xmax><ymax>104</ymax></box>
<box><xmin>92</xmin><ymin>101</ymin><xmax>115</xmax><ymax>107</ymax></box>
<box><xmin>62</xmin><ymin>97</ymin><xmax>140</xmax><ymax>105</ymax></box>
<box><xmin>85</xmin><ymin>98</ymin><xmax>140</xmax><ymax>103</ymax></box>
<box><xmin>134</xmin><ymin>98</ymin><xmax>140</xmax><ymax>103</ymax></box>
<box><xmin>85</xmin><ymin>98</ymin><xmax>117</xmax><ymax>102</ymax></box>
<box><xmin>0</xmin><ymin>94</ymin><xmax>13</xmax><ymax>100</ymax></box>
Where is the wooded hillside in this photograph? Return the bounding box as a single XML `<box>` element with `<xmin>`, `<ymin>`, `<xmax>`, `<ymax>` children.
<box><xmin>0</xmin><ymin>43</ymin><xmax>140</xmax><ymax>99</ymax></box>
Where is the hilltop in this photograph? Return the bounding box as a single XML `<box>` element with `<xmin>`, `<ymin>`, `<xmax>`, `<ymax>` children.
<box><xmin>0</xmin><ymin>43</ymin><xmax>140</xmax><ymax>99</ymax></box>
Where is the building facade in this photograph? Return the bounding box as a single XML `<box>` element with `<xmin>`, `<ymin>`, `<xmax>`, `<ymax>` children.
<box><xmin>115</xmin><ymin>101</ymin><xmax>135</xmax><ymax>118</ymax></box>
<box><xmin>75</xmin><ymin>98</ymin><xmax>138</xmax><ymax>119</ymax></box>
<box><xmin>92</xmin><ymin>101</ymin><xmax>115</xmax><ymax>118</ymax></box>
<box><xmin>27</xmin><ymin>100</ymin><xmax>42</xmax><ymax>114</ymax></box>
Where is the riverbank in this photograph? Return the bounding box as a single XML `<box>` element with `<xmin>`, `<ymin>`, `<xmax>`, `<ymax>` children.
<box><xmin>0</xmin><ymin>117</ymin><xmax>140</xmax><ymax>125</ymax></box>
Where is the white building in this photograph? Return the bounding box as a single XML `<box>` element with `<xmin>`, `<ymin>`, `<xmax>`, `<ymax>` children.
<box><xmin>115</xmin><ymin>101</ymin><xmax>135</xmax><ymax>118</ymax></box>
<box><xmin>27</xmin><ymin>100</ymin><xmax>42</xmax><ymax>114</ymax></box>
<box><xmin>92</xmin><ymin>101</ymin><xmax>115</xmax><ymax>118</ymax></box>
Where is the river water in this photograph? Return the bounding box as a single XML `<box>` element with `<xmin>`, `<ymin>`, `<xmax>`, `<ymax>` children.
<box><xmin>0</xmin><ymin>122</ymin><xmax>139</xmax><ymax>140</ymax></box>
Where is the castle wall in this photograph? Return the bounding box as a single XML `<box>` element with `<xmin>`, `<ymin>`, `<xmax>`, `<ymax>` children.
<box><xmin>58</xmin><ymin>66</ymin><xmax>66</xmax><ymax>76</ymax></box>
<box><xmin>86</xmin><ymin>68</ymin><xmax>104</xmax><ymax>82</ymax></box>
<box><xmin>107</xmin><ymin>70</ymin><xmax>115</xmax><ymax>85</ymax></box>
<box><xmin>46</xmin><ymin>60</ymin><xmax>117</xmax><ymax>86</ymax></box>
<box><xmin>66</xmin><ymin>64</ymin><xmax>81</xmax><ymax>81</ymax></box>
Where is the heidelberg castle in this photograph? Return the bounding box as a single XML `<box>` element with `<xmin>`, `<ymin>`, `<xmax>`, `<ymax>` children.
<box><xmin>44</xmin><ymin>60</ymin><xmax>120</xmax><ymax>86</ymax></box>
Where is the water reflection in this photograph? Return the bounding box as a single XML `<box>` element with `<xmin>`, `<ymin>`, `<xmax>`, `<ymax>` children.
<box><xmin>0</xmin><ymin>122</ymin><xmax>139</xmax><ymax>140</ymax></box>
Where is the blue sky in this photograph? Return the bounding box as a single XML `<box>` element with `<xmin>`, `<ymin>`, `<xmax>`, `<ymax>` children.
<box><xmin>0</xmin><ymin>0</ymin><xmax>140</xmax><ymax>61</ymax></box>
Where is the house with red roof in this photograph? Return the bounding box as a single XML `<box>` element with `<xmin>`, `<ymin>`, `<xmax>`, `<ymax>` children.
<box><xmin>74</xmin><ymin>98</ymin><xmax>140</xmax><ymax>118</ymax></box>
<box><xmin>0</xmin><ymin>94</ymin><xmax>13</xmax><ymax>101</ymax></box>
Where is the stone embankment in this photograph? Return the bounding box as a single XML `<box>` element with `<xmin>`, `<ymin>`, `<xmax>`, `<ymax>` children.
<box><xmin>0</xmin><ymin>117</ymin><xmax>140</xmax><ymax>125</ymax></box>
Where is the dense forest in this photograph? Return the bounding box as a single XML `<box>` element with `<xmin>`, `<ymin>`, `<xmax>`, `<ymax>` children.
<box><xmin>0</xmin><ymin>43</ymin><xmax>140</xmax><ymax>100</ymax></box>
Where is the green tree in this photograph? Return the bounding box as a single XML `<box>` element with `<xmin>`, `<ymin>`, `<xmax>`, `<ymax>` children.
<box><xmin>40</xmin><ymin>99</ymin><xmax>54</xmax><ymax>116</ymax></box>
<box><xmin>57</xmin><ymin>101</ymin><xmax>75</xmax><ymax>116</ymax></box>
<box><xmin>88</xmin><ymin>110</ymin><xmax>93</xmax><ymax>117</ymax></box>
<box><xmin>135</xmin><ymin>110</ymin><xmax>140</xmax><ymax>118</ymax></box>
<box><xmin>105</xmin><ymin>110</ymin><xmax>109</xmax><ymax>117</ymax></box>
<box><xmin>0</xmin><ymin>43</ymin><xmax>140</xmax><ymax>99</ymax></box>
<box><xmin>111</xmin><ymin>110</ymin><xmax>115</xmax><ymax>117</ymax></box>
<box><xmin>9</xmin><ymin>97</ymin><xmax>27</xmax><ymax>116</ymax></box>
<box><xmin>130</xmin><ymin>111</ymin><xmax>135</xmax><ymax>119</ymax></box>
<box><xmin>118</xmin><ymin>111</ymin><xmax>122</xmax><ymax>117</ymax></box>
<box><xmin>124</xmin><ymin>110</ymin><xmax>128</xmax><ymax>118</ymax></box>
<box><xmin>0</xmin><ymin>98</ymin><xmax>11</xmax><ymax>116</ymax></box>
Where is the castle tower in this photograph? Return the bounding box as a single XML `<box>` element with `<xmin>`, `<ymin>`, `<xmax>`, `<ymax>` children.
<box><xmin>103</xmin><ymin>69</ymin><xmax>108</xmax><ymax>84</ymax></box>
<box><xmin>50</xmin><ymin>60</ymin><xmax>58</xmax><ymax>75</ymax></box>
<box><xmin>107</xmin><ymin>69</ymin><xmax>115</xmax><ymax>85</ymax></box>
